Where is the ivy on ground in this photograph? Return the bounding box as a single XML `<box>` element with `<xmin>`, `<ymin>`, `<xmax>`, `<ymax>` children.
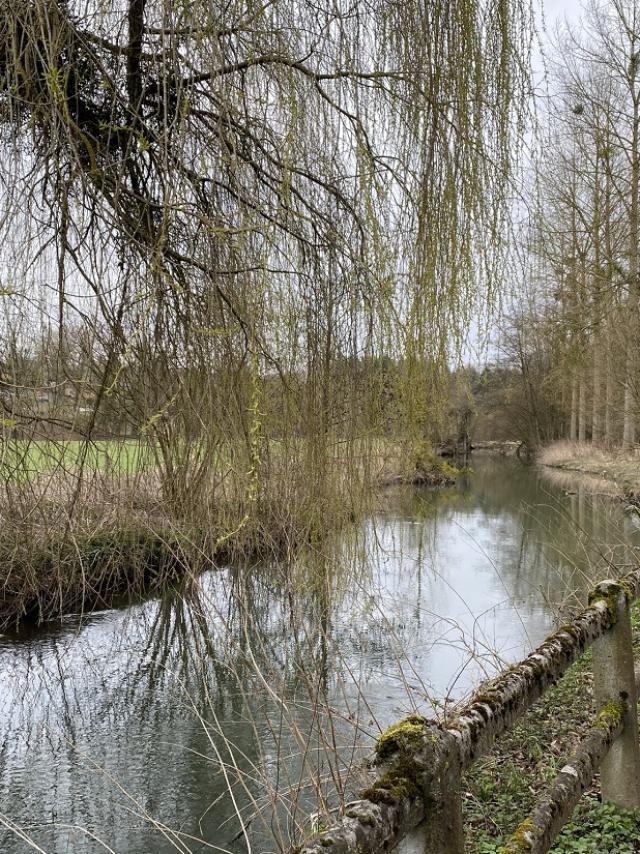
<box><xmin>462</xmin><ymin>605</ymin><xmax>640</xmax><ymax>853</ymax></box>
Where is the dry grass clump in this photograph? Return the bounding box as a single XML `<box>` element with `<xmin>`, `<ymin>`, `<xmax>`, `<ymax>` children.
<box><xmin>0</xmin><ymin>442</ymin><xmax>368</xmax><ymax>630</ymax></box>
<box><xmin>0</xmin><ymin>525</ymin><xmax>203</xmax><ymax>630</ymax></box>
<box><xmin>1</xmin><ymin>469</ymin><xmax>167</xmax><ymax>529</ymax></box>
<box><xmin>537</xmin><ymin>441</ymin><xmax>640</xmax><ymax>502</ymax></box>
<box><xmin>539</xmin><ymin>466</ymin><xmax>620</xmax><ymax>499</ymax></box>
<box><xmin>538</xmin><ymin>440</ymin><xmax>640</xmax><ymax>468</ymax></box>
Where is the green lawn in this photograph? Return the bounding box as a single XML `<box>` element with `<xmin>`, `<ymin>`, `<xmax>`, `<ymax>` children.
<box><xmin>0</xmin><ymin>439</ymin><xmax>156</xmax><ymax>479</ymax></box>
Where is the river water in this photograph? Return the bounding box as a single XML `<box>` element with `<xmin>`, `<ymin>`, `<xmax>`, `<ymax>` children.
<box><xmin>1</xmin><ymin>457</ymin><xmax>639</xmax><ymax>853</ymax></box>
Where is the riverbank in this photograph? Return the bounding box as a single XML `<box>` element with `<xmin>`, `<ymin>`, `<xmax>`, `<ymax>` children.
<box><xmin>0</xmin><ymin>493</ymin><xmax>356</xmax><ymax>632</ymax></box>
<box><xmin>463</xmin><ymin>604</ymin><xmax>640</xmax><ymax>853</ymax></box>
<box><xmin>0</xmin><ymin>527</ymin><xmax>212</xmax><ymax>631</ymax></box>
<box><xmin>538</xmin><ymin>441</ymin><xmax>640</xmax><ymax>505</ymax></box>
<box><xmin>0</xmin><ymin>436</ymin><xmax>471</xmax><ymax>630</ymax></box>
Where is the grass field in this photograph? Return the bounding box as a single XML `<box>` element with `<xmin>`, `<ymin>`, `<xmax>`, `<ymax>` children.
<box><xmin>0</xmin><ymin>436</ymin><xmax>421</xmax><ymax>479</ymax></box>
<box><xmin>0</xmin><ymin>439</ymin><xmax>156</xmax><ymax>479</ymax></box>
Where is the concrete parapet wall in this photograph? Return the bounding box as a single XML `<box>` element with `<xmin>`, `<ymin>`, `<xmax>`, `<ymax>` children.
<box><xmin>295</xmin><ymin>570</ymin><xmax>640</xmax><ymax>854</ymax></box>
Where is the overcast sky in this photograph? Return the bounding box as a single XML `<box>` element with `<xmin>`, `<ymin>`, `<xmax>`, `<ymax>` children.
<box><xmin>543</xmin><ymin>0</ymin><xmax>583</xmax><ymax>22</ymax></box>
<box><xmin>465</xmin><ymin>1</ymin><xmax>588</xmax><ymax>364</ymax></box>
<box><xmin>539</xmin><ymin>0</ymin><xmax>584</xmax><ymax>63</ymax></box>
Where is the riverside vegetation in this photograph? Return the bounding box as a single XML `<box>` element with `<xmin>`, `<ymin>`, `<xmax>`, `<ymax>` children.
<box><xmin>1</xmin><ymin>456</ymin><xmax>639</xmax><ymax>853</ymax></box>
<box><xmin>0</xmin><ymin>434</ymin><xmax>463</xmax><ymax>628</ymax></box>
<box><xmin>538</xmin><ymin>441</ymin><xmax>640</xmax><ymax>505</ymax></box>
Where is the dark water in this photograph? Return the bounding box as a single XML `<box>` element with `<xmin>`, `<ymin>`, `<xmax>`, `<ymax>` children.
<box><xmin>1</xmin><ymin>457</ymin><xmax>638</xmax><ymax>853</ymax></box>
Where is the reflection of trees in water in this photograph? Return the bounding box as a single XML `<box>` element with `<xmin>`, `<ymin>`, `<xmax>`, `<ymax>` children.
<box><xmin>349</xmin><ymin>458</ymin><xmax>640</xmax><ymax>698</ymax></box>
<box><xmin>0</xmin><ymin>558</ymin><xmax>378</xmax><ymax>852</ymax></box>
<box><xmin>409</xmin><ymin>458</ymin><xmax>639</xmax><ymax>608</ymax></box>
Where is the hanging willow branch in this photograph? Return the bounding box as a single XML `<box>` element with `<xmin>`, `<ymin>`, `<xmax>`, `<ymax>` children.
<box><xmin>0</xmin><ymin>0</ymin><xmax>531</xmax><ymax>321</ymax></box>
<box><xmin>0</xmin><ymin>0</ymin><xmax>532</xmax><ymax>554</ymax></box>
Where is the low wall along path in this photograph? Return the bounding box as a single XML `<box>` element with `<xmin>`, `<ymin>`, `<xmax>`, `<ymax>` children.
<box><xmin>295</xmin><ymin>573</ymin><xmax>640</xmax><ymax>854</ymax></box>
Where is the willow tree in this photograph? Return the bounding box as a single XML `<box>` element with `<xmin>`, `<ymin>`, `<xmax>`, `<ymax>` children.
<box><xmin>0</xmin><ymin>0</ymin><xmax>532</xmax><ymax>595</ymax></box>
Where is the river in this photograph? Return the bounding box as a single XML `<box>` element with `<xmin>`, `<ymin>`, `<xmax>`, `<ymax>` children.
<box><xmin>1</xmin><ymin>456</ymin><xmax>638</xmax><ymax>853</ymax></box>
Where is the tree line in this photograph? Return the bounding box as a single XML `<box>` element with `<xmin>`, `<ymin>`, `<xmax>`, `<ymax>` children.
<box><xmin>500</xmin><ymin>0</ymin><xmax>640</xmax><ymax>450</ymax></box>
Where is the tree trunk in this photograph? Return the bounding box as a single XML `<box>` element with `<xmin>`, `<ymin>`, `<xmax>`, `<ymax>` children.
<box><xmin>623</xmin><ymin>85</ymin><xmax>640</xmax><ymax>450</ymax></box>
<box><xmin>578</xmin><ymin>376</ymin><xmax>587</xmax><ymax>442</ymax></box>
<box><xmin>623</xmin><ymin>350</ymin><xmax>636</xmax><ymax>449</ymax></box>
<box><xmin>570</xmin><ymin>377</ymin><xmax>578</xmax><ymax>441</ymax></box>
<box><xmin>605</xmin><ymin>326</ymin><xmax>614</xmax><ymax>447</ymax></box>
<box><xmin>592</xmin><ymin>336</ymin><xmax>602</xmax><ymax>444</ymax></box>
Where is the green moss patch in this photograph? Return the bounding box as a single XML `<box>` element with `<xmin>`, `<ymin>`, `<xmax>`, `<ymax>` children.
<box><xmin>588</xmin><ymin>579</ymin><xmax>633</xmax><ymax>624</ymax></box>
<box><xmin>499</xmin><ymin>818</ymin><xmax>534</xmax><ymax>853</ymax></box>
<box><xmin>593</xmin><ymin>701</ymin><xmax>625</xmax><ymax>734</ymax></box>
<box><xmin>360</xmin><ymin>756</ymin><xmax>422</xmax><ymax>805</ymax></box>
<box><xmin>374</xmin><ymin>714</ymin><xmax>429</xmax><ymax>762</ymax></box>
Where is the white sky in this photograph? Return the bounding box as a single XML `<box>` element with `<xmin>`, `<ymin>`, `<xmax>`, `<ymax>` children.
<box><xmin>538</xmin><ymin>0</ymin><xmax>584</xmax><ymax>69</ymax></box>
<box><xmin>543</xmin><ymin>0</ymin><xmax>583</xmax><ymax>22</ymax></box>
<box><xmin>466</xmin><ymin>0</ymin><xmax>586</xmax><ymax>365</ymax></box>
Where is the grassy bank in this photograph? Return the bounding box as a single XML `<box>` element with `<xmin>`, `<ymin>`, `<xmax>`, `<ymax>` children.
<box><xmin>0</xmin><ymin>478</ymin><xmax>361</xmax><ymax>631</ymax></box>
<box><xmin>0</xmin><ymin>440</ymin><xmax>347</xmax><ymax>630</ymax></box>
<box><xmin>0</xmin><ymin>527</ymin><xmax>198</xmax><ymax>629</ymax></box>
<box><xmin>462</xmin><ymin>606</ymin><xmax>640</xmax><ymax>853</ymax></box>
<box><xmin>0</xmin><ymin>436</ymin><xmax>462</xmax><ymax>630</ymax></box>
<box><xmin>538</xmin><ymin>441</ymin><xmax>640</xmax><ymax>504</ymax></box>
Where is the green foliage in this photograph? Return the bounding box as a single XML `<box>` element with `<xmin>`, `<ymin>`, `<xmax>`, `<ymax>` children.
<box><xmin>551</xmin><ymin>800</ymin><xmax>640</xmax><ymax>854</ymax></box>
<box><xmin>463</xmin><ymin>650</ymin><xmax>589</xmax><ymax>849</ymax></box>
<box><xmin>464</xmin><ymin>606</ymin><xmax>640</xmax><ymax>853</ymax></box>
<box><xmin>473</xmin><ymin>801</ymin><xmax>640</xmax><ymax>854</ymax></box>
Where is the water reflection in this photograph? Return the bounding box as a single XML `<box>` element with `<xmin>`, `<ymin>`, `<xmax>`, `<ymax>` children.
<box><xmin>0</xmin><ymin>457</ymin><xmax>638</xmax><ymax>852</ymax></box>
